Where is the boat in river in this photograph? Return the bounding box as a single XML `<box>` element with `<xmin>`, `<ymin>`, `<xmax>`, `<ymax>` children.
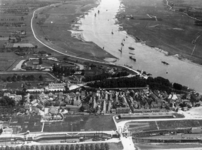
<box><xmin>161</xmin><ymin>61</ymin><xmax>169</xmax><ymax>65</ymax></box>
<box><xmin>129</xmin><ymin>52</ymin><xmax>135</xmax><ymax>55</ymax></box>
<box><xmin>129</xmin><ymin>56</ymin><xmax>136</xmax><ymax>62</ymax></box>
<box><xmin>129</xmin><ymin>47</ymin><xmax>135</xmax><ymax>50</ymax></box>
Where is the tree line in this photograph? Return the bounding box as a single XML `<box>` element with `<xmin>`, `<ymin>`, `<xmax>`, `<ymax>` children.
<box><xmin>0</xmin><ymin>143</ymin><xmax>110</xmax><ymax>150</ymax></box>
<box><xmin>87</xmin><ymin>76</ymin><xmax>186</xmax><ymax>93</ymax></box>
<box><xmin>83</xmin><ymin>72</ymin><xmax>129</xmax><ymax>82</ymax></box>
<box><xmin>2</xmin><ymin>74</ymin><xmax>43</xmax><ymax>82</ymax></box>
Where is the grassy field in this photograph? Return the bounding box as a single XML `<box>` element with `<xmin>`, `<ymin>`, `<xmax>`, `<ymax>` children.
<box><xmin>8</xmin><ymin>115</ymin><xmax>116</xmax><ymax>134</ymax></box>
<box><xmin>127</xmin><ymin>120</ymin><xmax>202</xmax><ymax>134</ymax></box>
<box><xmin>9</xmin><ymin>115</ymin><xmax>42</xmax><ymax>133</ymax></box>
<box><xmin>43</xmin><ymin>115</ymin><xmax>116</xmax><ymax>132</ymax></box>
<box><xmin>32</xmin><ymin>0</ymin><xmax>116</xmax><ymax>62</ymax></box>
<box><xmin>0</xmin><ymin>53</ymin><xmax>20</xmax><ymax>71</ymax></box>
<box><xmin>118</xmin><ymin>0</ymin><xmax>202</xmax><ymax>64</ymax></box>
<box><xmin>136</xmin><ymin>143</ymin><xmax>202</xmax><ymax>150</ymax></box>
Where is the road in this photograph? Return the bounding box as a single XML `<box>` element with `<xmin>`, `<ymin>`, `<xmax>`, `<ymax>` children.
<box><xmin>30</xmin><ymin>3</ymin><xmax>147</xmax><ymax>79</ymax></box>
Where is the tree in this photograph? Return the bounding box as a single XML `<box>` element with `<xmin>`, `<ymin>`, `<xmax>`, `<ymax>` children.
<box><xmin>65</xmin><ymin>145</ymin><xmax>69</xmax><ymax>150</ymax></box>
<box><xmin>21</xmin><ymin>146</ymin><xmax>26</xmax><ymax>150</ymax></box>
<box><xmin>50</xmin><ymin>146</ymin><xmax>55</xmax><ymax>150</ymax></box>
<box><xmin>104</xmin><ymin>144</ymin><xmax>109</xmax><ymax>150</ymax></box>
<box><xmin>35</xmin><ymin>146</ymin><xmax>39</xmax><ymax>150</ymax></box>
<box><xmin>25</xmin><ymin>146</ymin><xmax>30</xmax><ymax>150</ymax></box>
<box><xmin>95</xmin><ymin>144</ymin><xmax>99</xmax><ymax>150</ymax></box>
<box><xmin>16</xmin><ymin>75</ymin><xmax>22</xmax><ymax>81</ymax></box>
<box><xmin>70</xmin><ymin>145</ymin><xmax>74</xmax><ymax>150</ymax></box>
<box><xmin>80</xmin><ymin>145</ymin><xmax>84</xmax><ymax>150</ymax></box>
<box><xmin>6</xmin><ymin>77</ymin><xmax>11</xmax><ymax>82</ymax></box>
<box><xmin>100</xmin><ymin>143</ymin><xmax>104</xmax><ymax>150</ymax></box>
<box><xmin>60</xmin><ymin>145</ymin><xmax>64</xmax><ymax>150</ymax></box>
<box><xmin>55</xmin><ymin>145</ymin><xmax>59</xmax><ymax>150</ymax></box>
<box><xmin>39</xmin><ymin>75</ymin><xmax>43</xmax><ymax>81</ymax></box>
<box><xmin>39</xmin><ymin>58</ymin><xmax>43</xmax><ymax>65</ymax></box>
<box><xmin>85</xmin><ymin>145</ymin><xmax>89</xmax><ymax>150</ymax></box>
<box><xmin>5</xmin><ymin>146</ymin><xmax>9</xmax><ymax>150</ymax></box>
<box><xmin>30</xmin><ymin>146</ymin><xmax>34</xmax><ymax>150</ymax></box>
<box><xmin>75</xmin><ymin>145</ymin><xmax>79</xmax><ymax>150</ymax></box>
<box><xmin>90</xmin><ymin>144</ymin><xmax>94</xmax><ymax>150</ymax></box>
<box><xmin>45</xmin><ymin>146</ymin><xmax>50</xmax><ymax>150</ymax></box>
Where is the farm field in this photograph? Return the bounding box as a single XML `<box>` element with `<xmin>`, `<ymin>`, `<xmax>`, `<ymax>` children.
<box><xmin>0</xmin><ymin>53</ymin><xmax>20</xmax><ymax>71</ymax></box>
<box><xmin>136</xmin><ymin>143</ymin><xmax>202</xmax><ymax>150</ymax></box>
<box><xmin>7</xmin><ymin>115</ymin><xmax>116</xmax><ymax>133</ymax></box>
<box><xmin>127</xmin><ymin>120</ymin><xmax>202</xmax><ymax>134</ymax></box>
<box><xmin>43</xmin><ymin>115</ymin><xmax>116</xmax><ymax>132</ymax></box>
<box><xmin>118</xmin><ymin>0</ymin><xmax>202</xmax><ymax>64</ymax></box>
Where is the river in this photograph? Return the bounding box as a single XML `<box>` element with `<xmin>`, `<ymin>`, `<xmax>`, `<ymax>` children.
<box><xmin>75</xmin><ymin>0</ymin><xmax>202</xmax><ymax>93</ymax></box>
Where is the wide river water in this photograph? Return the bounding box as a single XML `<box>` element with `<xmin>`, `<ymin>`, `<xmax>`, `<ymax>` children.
<box><xmin>75</xmin><ymin>0</ymin><xmax>202</xmax><ymax>93</ymax></box>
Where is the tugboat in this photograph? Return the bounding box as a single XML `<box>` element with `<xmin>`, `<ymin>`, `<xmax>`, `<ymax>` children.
<box><xmin>128</xmin><ymin>47</ymin><xmax>135</xmax><ymax>50</ymax></box>
<box><xmin>161</xmin><ymin>61</ymin><xmax>169</xmax><ymax>65</ymax></box>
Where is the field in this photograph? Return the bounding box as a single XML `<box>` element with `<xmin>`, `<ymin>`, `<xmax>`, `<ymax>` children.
<box><xmin>0</xmin><ymin>53</ymin><xmax>20</xmax><ymax>71</ymax></box>
<box><xmin>9</xmin><ymin>115</ymin><xmax>42</xmax><ymax>133</ymax></box>
<box><xmin>118</xmin><ymin>0</ymin><xmax>202</xmax><ymax>64</ymax></box>
<box><xmin>136</xmin><ymin>143</ymin><xmax>202</xmax><ymax>150</ymax></box>
<box><xmin>8</xmin><ymin>115</ymin><xmax>116</xmax><ymax>133</ymax></box>
<box><xmin>43</xmin><ymin>115</ymin><xmax>116</xmax><ymax>132</ymax></box>
<box><xmin>32</xmin><ymin>0</ymin><xmax>116</xmax><ymax>62</ymax></box>
<box><xmin>127</xmin><ymin>120</ymin><xmax>202</xmax><ymax>134</ymax></box>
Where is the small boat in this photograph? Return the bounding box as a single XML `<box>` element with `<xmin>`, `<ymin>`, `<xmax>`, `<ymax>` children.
<box><xmin>129</xmin><ymin>56</ymin><xmax>136</xmax><ymax>62</ymax></box>
<box><xmin>161</xmin><ymin>61</ymin><xmax>169</xmax><ymax>65</ymax></box>
<box><xmin>118</xmin><ymin>49</ymin><xmax>122</xmax><ymax>53</ymax></box>
<box><xmin>111</xmin><ymin>31</ymin><xmax>114</xmax><ymax>35</ymax></box>
<box><xmin>95</xmin><ymin>13</ymin><xmax>96</xmax><ymax>17</ymax></box>
<box><xmin>98</xmin><ymin>10</ymin><xmax>100</xmax><ymax>14</ymax></box>
<box><xmin>129</xmin><ymin>47</ymin><xmax>135</xmax><ymax>50</ymax></box>
<box><xmin>121</xmin><ymin>43</ymin><xmax>124</xmax><ymax>46</ymax></box>
<box><xmin>129</xmin><ymin>52</ymin><xmax>135</xmax><ymax>55</ymax></box>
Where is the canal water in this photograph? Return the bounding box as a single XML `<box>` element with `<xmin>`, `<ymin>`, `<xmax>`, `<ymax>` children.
<box><xmin>75</xmin><ymin>0</ymin><xmax>202</xmax><ymax>93</ymax></box>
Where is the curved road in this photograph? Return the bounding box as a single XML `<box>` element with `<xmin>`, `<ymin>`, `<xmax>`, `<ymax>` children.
<box><xmin>30</xmin><ymin>3</ymin><xmax>147</xmax><ymax>79</ymax></box>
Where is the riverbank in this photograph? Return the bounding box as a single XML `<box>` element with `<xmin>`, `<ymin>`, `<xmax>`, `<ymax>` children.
<box><xmin>117</xmin><ymin>0</ymin><xmax>202</xmax><ymax>65</ymax></box>
<box><xmin>32</xmin><ymin>0</ymin><xmax>116</xmax><ymax>62</ymax></box>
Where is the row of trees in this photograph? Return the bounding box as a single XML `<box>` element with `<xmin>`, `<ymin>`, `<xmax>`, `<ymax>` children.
<box><xmin>0</xmin><ymin>96</ymin><xmax>15</xmax><ymax>107</ymax></box>
<box><xmin>3</xmin><ymin>74</ymin><xmax>43</xmax><ymax>82</ymax></box>
<box><xmin>87</xmin><ymin>76</ymin><xmax>185</xmax><ymax>93</ymax></box>
<box><xmin>1</xmin><ymin>143</ymin><xmax>109</xmax><ymax>150</ymax></box>
<box><xmin>83</xmin><ymin>72</ymin><xmax>129</xmax><ymax>82</ymax></box>
<box><xmin>52</xmin><ymin>64</ymin><xmax>76</xmax><ymax>76</ymax></box>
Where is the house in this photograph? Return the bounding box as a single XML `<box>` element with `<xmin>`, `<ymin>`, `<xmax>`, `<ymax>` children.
<box><xmin>13</xmin><ymin>43</ymin><xmax>34</xmax><ymax>48</ymax></box>
<box><xmin>4</xmin><ymin>93</ymin><xmax>22</xmax><ymax>103</ymax></box>
<box><xmin>45</xmin><ymin>83</ymin><xmax>66</xmax><ymax>91</ymax></box>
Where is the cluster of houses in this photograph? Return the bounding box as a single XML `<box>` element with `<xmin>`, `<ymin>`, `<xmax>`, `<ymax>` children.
<box><xmin>26</xmin><ymin>83</ymin><xmax>68</xmax><ymax>92</ymax></box>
